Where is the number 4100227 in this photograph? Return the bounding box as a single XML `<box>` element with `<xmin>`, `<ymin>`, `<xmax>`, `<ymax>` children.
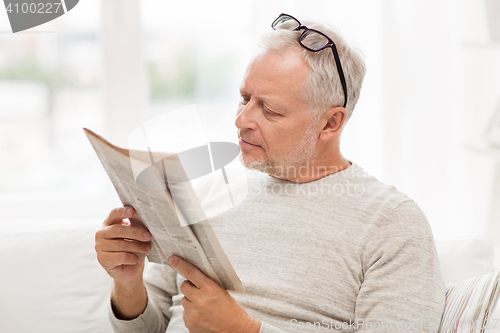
<box><xmin>5</xmin><ymin>2</ymin><xmax>62</xmax><ymax>14</ymax></box>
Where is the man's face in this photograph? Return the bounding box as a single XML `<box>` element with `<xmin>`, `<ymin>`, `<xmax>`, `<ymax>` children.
<box><xmin>235</xmin><ymin>49</ymin><xmax>318</xmax><ymax>178</ymax></box>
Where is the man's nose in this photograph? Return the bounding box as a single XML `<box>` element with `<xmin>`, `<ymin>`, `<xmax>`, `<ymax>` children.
<box><xmin>235</xmin><ymin>100</ymin><xmax>258</xmax><ymax>132</ymax></box>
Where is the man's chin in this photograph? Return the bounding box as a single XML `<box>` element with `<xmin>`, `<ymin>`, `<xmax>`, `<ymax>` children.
<box><xmin>238</xmin><ymin>153</ymin><xmax>291</xmax><ymax>179</ymax></box>
<box><xmin>238</xmin><ymin>153</ymin><xmax>271</xmax><ymax>172</ymax></box>
<box><xmin>238</xmin><ymin>150</ymin><xmax>318</xmax><ymax>180</ymax></box>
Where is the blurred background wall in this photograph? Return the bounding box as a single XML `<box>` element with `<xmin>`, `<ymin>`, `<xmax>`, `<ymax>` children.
<box><xmin>1</xmin><ymin>0</ymin><xmax>500</xmax><ymax>263</ymax></box>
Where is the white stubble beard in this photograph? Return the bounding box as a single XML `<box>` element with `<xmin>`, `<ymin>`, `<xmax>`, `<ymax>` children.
<box><xmin>238</xmin><ymin>121</ymin><xmax>318</xmax><ymax>179</ymax></box>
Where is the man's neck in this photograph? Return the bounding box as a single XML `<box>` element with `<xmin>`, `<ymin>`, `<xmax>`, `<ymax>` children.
<box><xmin>269</xmin><ymin>154</ymin><xmax>352</xmax><ymax>183</ymax></box>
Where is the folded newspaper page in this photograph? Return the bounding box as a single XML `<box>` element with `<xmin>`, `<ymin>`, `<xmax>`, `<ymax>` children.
<box><xmin>84</xmin><ymin>128</ymin><xmax>243</xmax><ymax>291</ymax></box>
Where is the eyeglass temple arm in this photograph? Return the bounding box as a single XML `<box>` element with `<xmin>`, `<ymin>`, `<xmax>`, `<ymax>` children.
<box><xmin>330</xmin><ymin>46</ymin><xmax>348</xmax><ymax>108</ymax></box>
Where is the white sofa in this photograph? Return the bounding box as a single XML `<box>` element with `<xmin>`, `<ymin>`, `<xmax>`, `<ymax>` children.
<box><xmin>0</xmin><ymin>219</ymin><xmax>112</xmax><ymax>333</ymax></box>
<box><xmin>0</xmin><ymin>218</ymin><xmax>497</xmax><ymax>333</ymax></box>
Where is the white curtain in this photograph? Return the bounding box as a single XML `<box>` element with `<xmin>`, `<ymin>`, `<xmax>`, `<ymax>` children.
<box><xmin>379</xmin><ymin>0</ymin><xmax>500</xmax><ymax>242</ymax></box>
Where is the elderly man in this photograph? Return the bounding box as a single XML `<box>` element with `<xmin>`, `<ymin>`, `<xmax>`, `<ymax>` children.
<box><xmin>96</xmin><ymin>14</ymin><xmax>445</xmax><ymax>333</ymax></box>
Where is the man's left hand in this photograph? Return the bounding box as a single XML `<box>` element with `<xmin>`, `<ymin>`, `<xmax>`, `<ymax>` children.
<box><xmin>168</xmin><ymin>255</ymin><xmax>261</xmax><ymax>333</ymax></box>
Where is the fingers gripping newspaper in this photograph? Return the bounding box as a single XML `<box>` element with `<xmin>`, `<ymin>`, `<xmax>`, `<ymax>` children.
<box><xmin>84</xmin><ymin>128</ymin><xmax>243</xmax><ymax>291</ymax></box>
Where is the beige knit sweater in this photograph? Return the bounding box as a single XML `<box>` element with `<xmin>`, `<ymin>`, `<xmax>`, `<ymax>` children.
<box><xmin>110</xmin><ymin>162</ymin><xmax>445</xmax><ymax>332</ymax></box>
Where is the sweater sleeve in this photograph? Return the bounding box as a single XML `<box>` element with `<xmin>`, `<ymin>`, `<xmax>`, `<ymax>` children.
<box><xmin>109</xmin><ymin>262</ymin><xmax>179</xmax><ymax>333</ymax></box>
<box><xmin>355</xmin><ymin>200</ymin><xmax>445</xmax><ymax>332</ymax></box>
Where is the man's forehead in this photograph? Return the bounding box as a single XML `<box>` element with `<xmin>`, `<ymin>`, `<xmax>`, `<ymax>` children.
<box><xmin>239</xmin><ymin>50</ymin><xmax>309</xmax><ymax>109</ymax></box>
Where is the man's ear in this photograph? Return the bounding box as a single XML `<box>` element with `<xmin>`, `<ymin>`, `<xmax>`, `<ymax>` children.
<box><xmin>318</xmin><ymin>107</ymin><xmax>346</xmax><ymax>142</ymax></box>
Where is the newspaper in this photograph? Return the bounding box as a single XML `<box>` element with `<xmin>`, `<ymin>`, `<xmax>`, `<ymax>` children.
<box><xmin>84</xmin><ymin>128</ymin><xmax>243</xmax><ymax>291</ymax></box>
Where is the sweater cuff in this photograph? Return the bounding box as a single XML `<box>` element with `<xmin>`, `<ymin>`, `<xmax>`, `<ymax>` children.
<box><xmin>108</xmin><ymin>291</ymin><xmax>160</xmax><ymax>332</ymax></box>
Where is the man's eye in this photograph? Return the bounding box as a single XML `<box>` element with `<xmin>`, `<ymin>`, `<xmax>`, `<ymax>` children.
<box><xmin>240</xmin><ymin>96</ymin><xmax>250</xmax><ymax>104</ymax></box>
<box><xmin>263</xmin><ymin>108</ymin><xmax>275</xmax><ymax>116</ymax></box>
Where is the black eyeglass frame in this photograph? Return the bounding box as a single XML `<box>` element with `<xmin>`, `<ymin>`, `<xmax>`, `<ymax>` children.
<box><xmin>271</xmin><ymin>13</ymin><xmax>348</xmax><ymax>109</ymax></box>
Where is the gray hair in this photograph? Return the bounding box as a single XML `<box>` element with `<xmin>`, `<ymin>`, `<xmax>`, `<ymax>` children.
<box><xmin>258</xmin><ymin>18</ymin><xmax>366</xmax><ymax>123</ymax></box>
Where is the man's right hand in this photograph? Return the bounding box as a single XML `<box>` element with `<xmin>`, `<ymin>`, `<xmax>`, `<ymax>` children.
<box><xmin>95</xmin><ymin>206</ymin><xmax>152</xmax><ymax>285</ymax></box>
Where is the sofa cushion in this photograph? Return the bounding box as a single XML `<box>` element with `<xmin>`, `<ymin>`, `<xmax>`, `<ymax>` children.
<box><xmin>435</xmin><ymin>236</ymin><xmax>494</xmax><ymax>285</ymax></box>
<box><xmin>439</xmin><ymin>270</ymin><xmax>500</xmax><ymax>332</ymax></box>
<box><xmin>0</xmin><ymin>219</ymin><xmax>112</xmax><ymax>333</ymax></box>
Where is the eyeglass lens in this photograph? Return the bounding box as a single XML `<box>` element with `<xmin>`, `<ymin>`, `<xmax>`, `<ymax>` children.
<box><xmin>273</xmin><ymin>15</ymin><xmax>300</xmax><ymax>30</ymax></box>
<box><xmin>300</xmin><ymin>30</ymin><xmax>329</xmax><ymax>51</ymax></box>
